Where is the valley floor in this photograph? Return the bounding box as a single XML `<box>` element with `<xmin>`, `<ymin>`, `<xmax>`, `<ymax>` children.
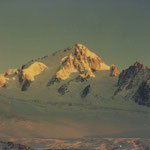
<box><xmin>0</xmin><ymin>91</ymin><xmax>150</xmax><ymax>149</ymax></box>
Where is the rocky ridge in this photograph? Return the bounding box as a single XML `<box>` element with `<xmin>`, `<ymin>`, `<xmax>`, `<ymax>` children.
<box><xmin>114</xmin><ymin>61</ymin><xmax>150</xmax><ymax>106</ymax></box>
<box><xmin>0</xmin><ymin>44</ymin><xmax>150</xmax><ymax>106</ymax></box>
<box><xmin>56</xmin><ymin>44</ymin><xmax>110</xmax><ymax>80</ymax></box>
<box><xmin>134</xmin><ymin>78</ymin><xmax>150</xmax><ymax>106</ymax></box>
<box><xmin>0</xmin><ymin>44</ymin><xmax>111</xmax><ymax>90</ymax></box>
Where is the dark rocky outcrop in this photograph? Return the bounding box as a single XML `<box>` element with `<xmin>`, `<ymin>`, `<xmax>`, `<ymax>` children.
<box><xmin>75</xmin><ymin>75</ymin><xmax>87</xmax><ymax>82</ymax></box>
<box><xmin>115</xmin><ymin>61</ymin><xmax>149</xmax><ymax>95</ymax></box>
<box><xmin>81</xmin><ymin>85</ymin><xmax>91</xmax><ymax>98</ymax></box>
<box><xmin>134</xmin><ymin>79</ymin><xmax>150</xmax><ymax>106</ymax></box>
<box><xmin>114</xmin><ymin>61</ymin><xmax>150</xmax><ymax>106</ymax></box>
<box><xmin>58</xmin><ymin>84</ymin><xmax>68</xmax><ymax>95</ymax></box>
<box><xmin>21</xmin><ymin>79</ymin><xmax>31</xmax><ymax>91</ymax></box>
<box><xmin>63</xmin><ymin>46</ymin><xmax>73</xmax><ymax>52</ymax></box>
<box><xmin>18</xmin><ymin>70</ymin><xmax>31</xmax><ymax>91</ymax></box>
<box><xmin>18</xmin><ymin>70</ymin><xmax>24</xmax><ymax>83</ymax></box>
<box><xmin>47</xmin><ymin>76</ymin><xmax>61</xmax><ymax>86</ymax></box>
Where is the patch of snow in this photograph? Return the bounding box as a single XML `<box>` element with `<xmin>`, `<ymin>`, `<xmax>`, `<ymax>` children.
<box><xmin>22</xmin><ymin>62</ymin><xmax>48</xmax><ymax>81</ymax></box>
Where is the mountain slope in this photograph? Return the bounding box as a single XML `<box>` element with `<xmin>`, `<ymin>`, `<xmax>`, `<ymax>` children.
<box><xmin>0</xmin><ymin>44</ymin><xmax>115</xmax><ymax>100</ymax></box>
<box><xmin>0</xmin><ymin>44</ymin><xmax>150</xmax><ymax>149</ymax></box>
<box><xmin>114</xmin><ymin>61</ymin><xmax>150</xmax><ymax>106</ymax></box>
<box><xmin>1</xmin><ymin>44</ymin><xmax>150</xmax><ymax>107</ymax></box>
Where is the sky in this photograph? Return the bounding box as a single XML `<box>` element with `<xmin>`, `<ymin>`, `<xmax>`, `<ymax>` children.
<box><xmin>0</xmin><ymin>0</ymin><xmax>150</xmax><ymax>72</ymax></box>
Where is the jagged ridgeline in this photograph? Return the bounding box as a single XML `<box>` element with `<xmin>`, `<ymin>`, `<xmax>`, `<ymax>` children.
<box><xmin>0</xmin><ymin>44</ymin><xmax>150</xmax><ymax>106</ymax></box>
<box><xmin>0</xmin><ymin>43</ymin><xmax>114</xmax><ymax>90</ymax></box>
<box><xmin>114</xmin><ymin>61</ymin><xmax>150</xmax><ymax>106</ymax></box>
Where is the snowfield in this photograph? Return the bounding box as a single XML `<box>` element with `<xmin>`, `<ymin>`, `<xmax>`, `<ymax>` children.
<box><xmin>0</xmin><ymin>88</ymin><xmax>150</xmax><ymax>149</ymax></box>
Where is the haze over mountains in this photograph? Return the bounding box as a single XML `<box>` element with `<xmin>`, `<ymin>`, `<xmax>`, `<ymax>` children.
<box><xmin>0</xmin><ymin>44</ymin><xmax>150</xmax><ymax>149</ymax></box>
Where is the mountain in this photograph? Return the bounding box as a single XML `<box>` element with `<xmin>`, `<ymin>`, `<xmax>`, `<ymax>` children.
<box><xmin>1</xmin><ymin>43</ymin><xmax>150</xmax><ymax>106</ymax></box>
<box><xmin>0</xmin><ymin>44</ymin><xmax>150</xmax><ymax>149</ymax></box>
<box><xmin>114</xmin><ymin>61</ymin><xmax>150</xmax><ymax>106</ymax></box>
<box><xmin>0</xmin><ymin>44</ymin><xmax>114</xmax><ymax>98</ymax></box>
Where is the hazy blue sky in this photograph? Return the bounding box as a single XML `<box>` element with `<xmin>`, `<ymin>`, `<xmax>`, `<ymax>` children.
<box><xmin>0</xmin><ymin>0</ymin><xmax>150</xmax><ymax>72</ymax></box>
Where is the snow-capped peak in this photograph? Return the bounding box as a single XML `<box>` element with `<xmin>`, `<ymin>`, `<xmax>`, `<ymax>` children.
<box><xmin>21</xmin><ymin>62</ymin><xmax>48</xmax><ymax>81</ymax></box>
<box><xmin>0</xmin><ymin>69</ymin><xmax>19</xmax><ymax>87</ymax></box>
<box><xmin>56</xmin><ymin>43</ymin><xmax>110</xmax><ymax>80</ymax></box>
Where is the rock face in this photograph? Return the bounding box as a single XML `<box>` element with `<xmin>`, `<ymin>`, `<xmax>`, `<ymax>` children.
<box><xmin>58</xmin><ymin>84</ymin><xmax>68</xmax><ymax>95</ymax></box>
<box><xmin>81</xmin><ymin>84</ymin><xmax>91</xmax><ymax>98</ymax></box>
<box><xmin>110</xmin><ymin>64</ymin><xmax>120</xmax><ymax>77</ymax></box>
<box><xmin>115</xmin><ymin>61</ymin><xmax>149</xmax><ymax>94</ymax></box>
<box><xmin>21</xmin><ymin>79</ymin><xmax>32</xmax><ymax>91</ymax></box>
<box><xmin>114</xmin><ymin>61</ymin><xmax>150</xmax><ymax>106</ymax></box>
<box><xmin>134</xmin><ymin>79</ymin><xmax>150</xmax><ymax>106</ymax></box>
<box><xmin>47</xmin><ymin>76</ymin><xmax>61</xmax><ymax>86</ymax></box>
<box><xmin>56</xmin><ymin>44</ymin><xmax>110</xmax><ymax>80</ymax></box>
